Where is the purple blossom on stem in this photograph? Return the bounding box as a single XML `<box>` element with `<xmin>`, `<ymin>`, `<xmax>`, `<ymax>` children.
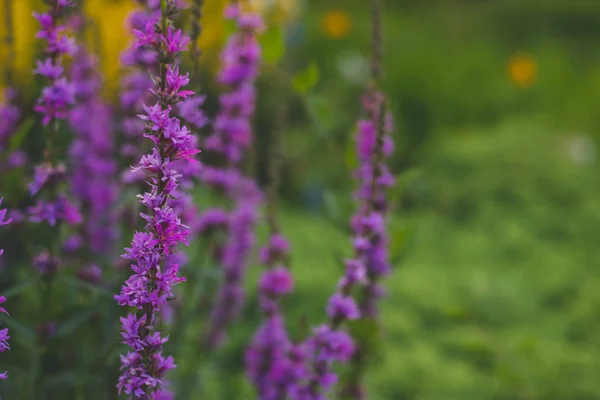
<box><xmin>29</xmin><ymin>0</ymin><xmax>80</xmax><ymax>288</ymax></box>
<box><xmin>299</xmin><ymin>67</ymin><xmax>396</xmax><ymax>400</ymax></box>
<box><xmin>201</xmin><ymin>2</ymin><xmax>265</xmax><ymax>350</ymax></box>
<box><xmin>119</xmin><ymin>1</ymin><xmax>161</xmax><ymax>183</ymax></box>
<box><xmin>203</xmin><ymin>3</ymin><xmax>264</xmax><ymax>163</ymax></box>
<box><xmin>204</xmin><ymin>185</ymin><xmax>261</xmax><ymax>347</ymax></box>
<box><xmin>246</xmin><ymin>230</ymin><xmax>308</xmax><ymax>399</ymax></box>
<box><xmin>115</xmin><ymin>1</ymin><xmax>199</xmax><ymax>397</ymax></box>
<box><xmin>0</xmin><ymin>198</ymin><xmax>12</xmax><ymax>379</ymax></box>
<box><xmin>69</xmin><ymin>45</ymin><xmax>119</xmax><ymax>254</ymax></box>
<box><xmin>352</xmin><ymin>90</ymin><xmax>394</xmax><ymax>318</ymax></box>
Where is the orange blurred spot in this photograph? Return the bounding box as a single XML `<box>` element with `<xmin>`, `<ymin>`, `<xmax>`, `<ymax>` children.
<box><xmin>508</xmin><ymin>53</ymin><xmax>537</xmax><ymax>88</ymax></box>
<box><xmin>322</xmin><ymin>10</ymin><xmax>351</xmax><ymax>39</ymax></box>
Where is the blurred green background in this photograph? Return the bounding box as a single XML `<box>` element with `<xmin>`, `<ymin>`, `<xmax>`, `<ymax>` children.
<box><xmin>4</xmin><ymin>0</ymin><xmax>600</xmax><ymax>399</ymax></box>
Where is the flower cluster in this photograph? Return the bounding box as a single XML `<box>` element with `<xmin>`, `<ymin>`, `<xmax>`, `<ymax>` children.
<box><xmin>352</xmin><ymin>90</ymin><xmax>394</xmax><ymax>317</ymax></box>
<box><xmin>28</xmin><ymin>0</ymin><xmax>81</xmax><ymax>275</ymax></box>
<box><xmin>246</xmin><ymin>234</ymin><xmax>304</xmax><ymax>399</ymax></box>
<box><xmin>204</xmin><ymin>180</ymin><xmax>261</xmax><ymax>347</ymax></box>
<box><xmin>0</xmin><ymin>199</ymin><xmax>12</xmax><ymax>380</ymax></box>
<box><xmin>120</xmin><ymin>0</ymin><xmax>161</xmax><ymax>183</ymax></box>
<box><xmin>203</xmin><ymin>4</ymin><xmax>264</xmax><ymax>162</ymax></box>
<box><xmin>202</xmin><ymin>4</ymin><xmax>265</xmax><ymax>348</ymax></box>
<box><xmin>33</xmin><ymin>4</ymin><xmax>76</xmax><ymax>126</ymax></box>
<box><xmin>298</xmin><ymin>92</ymin><xmax>395</xmax><ymax>399</ymax></box>
<box><xmin>69</xmin><ymin>45</ymin><xmax>119</xmax><ymax>254</ymax></box>
<box><xmin>114</xmin><ymin>1</ymin><xmax>200</xmax><ymax>396</ymax></box>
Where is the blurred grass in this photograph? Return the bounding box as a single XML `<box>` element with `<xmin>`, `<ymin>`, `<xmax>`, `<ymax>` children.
<box><xmin>234</xmin><ymin>117</ymin><xmax>600</xmax><ymax>400</ymax></box>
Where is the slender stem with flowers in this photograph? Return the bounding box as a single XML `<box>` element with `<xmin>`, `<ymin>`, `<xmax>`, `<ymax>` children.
<box><xmin>245</xmin><ymin>106</ymin><xmax>307</xmax><ymax>399</ymax></box>
<box><xmin>114</xmin><ymin>0</ymin><xmax>200</xmax><ymax>397</ymax></box>
<box><xmin>29</xmin><ymin>1</ymin><xmax>80</xmax><ymax>396</ymax></box>
<box><xmin>201</xmin><ymin>3</ymin><xmax>265</xmax><ymax>349</ymax></box>
<box><xmin>0</xmin><ymin>199</ymin><xmax>12</xmax><ymax>381</ymax></box>
<box><xmin>339</xmin><ymin>0</ymin><xmax>395</xmax><ymax>397</ymax></box>
<box><xmin>298</xmin><ymin>0</ymin><xmax>395</xmax><ymax>398</ymax></box>
<box><xmin>68</xmin><ymin>9</ymin><xmax>119</xmax><ymax>263</ymax></box>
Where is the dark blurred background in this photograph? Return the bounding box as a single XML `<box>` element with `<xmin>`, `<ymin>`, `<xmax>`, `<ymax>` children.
<box><xmin>3</xmin><ymin>0</ymin><xmax>600</xmax><ymax>399</ymax></box>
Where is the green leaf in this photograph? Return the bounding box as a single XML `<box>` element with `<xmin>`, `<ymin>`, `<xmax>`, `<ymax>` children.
<box><xmin>260</xmin><ymin>25</ymin><xmax>285</xmax><ymax>65</ymax></box>
<box><xmin>223</xmin><ymin>18</ymin><xmax>237</xmax><ymax>38</ymax></box>
<box><xmin>2</xmin><ymin>280</ymin><xmax>36</xmax><ymax>299</ymax></box>
<box><xmin>9</xmin><ymin>117</ymin><xmax>34</xmax><ymax>151</ymax></box>
<box><xmin>389</xmin><ymin>222</ymin><xmax>410</xmax><ymax>264</ymax></box>
<box><xmin>292</xmin><ymin>61</ymin><xmax>319</xmax><ymax>94</ymax></box>
<box><xmin>3</xmin><ymin>316</ymin><xmax>36</xmax><ymax>342</ymax></box>
<box><xmin>345</xmin><ymin>134</ymin><xmax>358</xmax><ymax>170</ymax></box>
<box><xmin>323</xmin><ymin>190</ymin><xmax>341</xmax><ymax>221</ymax></box>
<box><xmin>347</xmin><ymin>318</ymin><xmax>380</xmax><ymax>346</ymax></box>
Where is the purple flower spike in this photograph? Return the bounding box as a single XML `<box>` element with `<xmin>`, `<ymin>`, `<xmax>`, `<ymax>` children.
<box><xmin>115</xmin><ymin>1</ymin><xmax>200</xmax><ymax>397</ymax></box>
<box><xmin>246</xmin><ymin>225</ymin><xmax>303</xmax><ymax>399</ymax></box>
<box><xmin>299</xmin><ymin>89</ymin><xmax>396</xmax><ymax>400</ymax></box>
<box><xmin>203</xmin><ymin>3</ymin><xmax>265</xmax><ymax>351</ymax></box>
<box><xmin>69</xmin><ymin>45</ymin><xmax>119</xmax><ymax>254</ymax></box>
<box><xmin>0</xmin><ymin>199</ymin><xmax>11</xmax><ymax>379</ymax></box>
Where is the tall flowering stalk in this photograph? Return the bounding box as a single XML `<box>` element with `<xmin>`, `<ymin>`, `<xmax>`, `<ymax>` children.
<box><xmin>0</xmin><ymin>199</ymin><xmax>12</xmax><ymax>380</ymax></box>
<box><xmin>299</xmin><ymin>1</ymin><xmax>394</xmax><ymax>398</ymax></box>
<box><xmin>114</xmin><ymin>0</ymin><xmax>200</xmax><ymax>397</ymax></box>
<box><xmin>202</xmin><ymin>4</ymin><xmax>264</xmax><ymax>348</ymax></box>
<box><xmin>29</xmin><ymin>0</ymin><xmax>79</xmax><ymax>227</ymax></box>
<box><xmin>69</xmin><ymin>30</ymin><xmax>119</xmax><ymax>257</ymax></box>
<box><xmin>245</xmin><ymin>110</ymin><xmax>306</xmax><ymax>399</ymax></box>
<box><xmin>340</xmin><ymin>0</ymin><xmax>395</xmax><ymax>397</ymax></box>
<box><xmin>28</xmin><ymin>3</ymin><xmax>80</xmax><ymax>396</ymax></box>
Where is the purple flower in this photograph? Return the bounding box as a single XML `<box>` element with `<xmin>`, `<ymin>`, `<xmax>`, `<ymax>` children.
<box><xmin>203</xmin><ymin>5</ymin><xmax>263</xmax><ymax>163</ymax></box>
<box><xmin>69</xmin><ymin>46</ymin><xmax>119</xmax><ymax>254</ymax></box>
<box><xmin>203</xmin><ymin>3</ymin><xmax>265</xmax><ymax>351</ymax></box>
<box><xmin>34</xmin><ymin>58</ymin><xmax>64</xmax><ymax>79</ymax></box>
<box><xmin>177</xmin><ymin>96</ymin><xmax>208</xmax><ymax>129</ymax></box>
<box><xmin>27</xmin><ymin>195</ymin><xmax>82</xmax><ymax>227</ymax></box>
<box><xmin>259</xmin><ymin>234</ymin><xmax>290</xmax><ymax>264</ymax></box>
<box><xmin>0</xmin><ymin>199</ymin><xmax>12</xmax><ymax>228</ymax></box>
<box><xmin>163</xmin><ymin>25</ymin><xmax>190</xmax><ymax>56</ymax></box>
<box><xmin>116</xmin><ymin>2</ymin><xmax>199</xmax><ymax>397</ymax></box>
<box><xmin>0</xmin><ymin>200</ymin><xmax>11</xmax><ymax>379</ymax></box>
<box><xmin>76</xmin><ymin>264</ymin><xmax>103</xmax><ymax>284</ymax></box>
<box><xmin>28</xmin><ymin>163</ymin><xmax>66</xmax><ymax>196</ymax></box>
<box><xmin>327</xmin><ymin>293</ymin><xmax>360</xmax><ymax>321</ymax></box>
<box><xmin>196</xmin><ymin>208</ymin><xmax>229</xmax><ymax>235</ymax></box>
<box><xmin>33</xmin><ymin>251</ymin><xmax>60</xmax><ymax>275</ymax></box>
<box><xmin>300</xmin><ymin>90</ymin><xmax>395</xmax><ymax>398</ymax></box>
<box><xmin>260</xmin><ymin>267</ymin><xmax>294</xmax><ymax>298</ymax></box>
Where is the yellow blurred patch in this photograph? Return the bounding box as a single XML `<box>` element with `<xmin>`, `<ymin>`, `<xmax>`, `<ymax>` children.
<box><xmin>322</xmin><ymin>10</ymin><xmax>351</xmax><ymax>39</ymax></box>
<box><xmin>508</xmin><ymin>53</ymin><xmax>537</xmax><ymax>88</ymax></box>
<box><xmin>1</xmin><ymin>0</ymin><xmax>298</xmax><ymax>94</ymax></box>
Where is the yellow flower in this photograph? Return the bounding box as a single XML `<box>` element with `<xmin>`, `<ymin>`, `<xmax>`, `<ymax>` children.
<box><xmin>322</xmin><ymin>9</ymin><xmax>351</xmax><ymax>39</ymax></box>
<box><xmin>508</xmin><ymin>53</ymin><xmax>537</xmax><ymax>88</ymax></box>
